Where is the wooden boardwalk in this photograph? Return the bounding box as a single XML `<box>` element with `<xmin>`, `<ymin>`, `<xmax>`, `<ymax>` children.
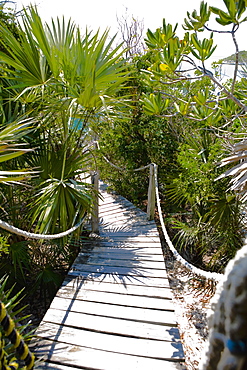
<box><xmin>34</xmin><ymin>183</ymin><xmax>185</xmax><ymax>369</ymax></box>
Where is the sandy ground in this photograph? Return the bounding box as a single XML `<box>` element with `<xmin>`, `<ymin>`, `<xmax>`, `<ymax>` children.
<box><xmin>165</xmin><ymin>255</ymin><xmax>215</xmax><ymax>370</ymax></box>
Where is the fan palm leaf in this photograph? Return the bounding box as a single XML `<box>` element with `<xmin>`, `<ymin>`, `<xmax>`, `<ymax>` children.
<box><xmin>30</xmin><ymin>178</ymin><xmax>92</xmax><ymax>234</ymax></box>
<box><xmin>0</xmin><ymin>119</ymin><xmax>35</xmax><ymax>184</ymax></box>
<box><xmin>0</xmin><ymin>6</ymin><xmax>127</xmax><ymax>113</ymax></box>
<box><xmin>0</xmin><ymin>6</ymin><xmax>128</xmax><ymax>236</ymax></box>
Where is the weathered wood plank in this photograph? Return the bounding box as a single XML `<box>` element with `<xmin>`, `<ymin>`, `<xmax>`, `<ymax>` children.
<box><xmin>99</xmin><ymin>198</ymin><xmax>145</xmax><ymax>208</ymax></box>
<box><xmin>34</xmin><ymin>183</ymin><xmax>185</xmax><ymax>368</ymax></box>
<box><xmin>36</xmin><ymin>322</ymin><xmax>184</xmax><ymax>360</ymax></box>
<box><xmin>100</xmin><ymin>205</ymin><xmax>152</xmax><ymax>215</ymax></box>
<box><xmin>98</xmin><ymin>233</ymin><xmax>161</xmax><ymax>239</ymax></box>
<box><xmin>99</xmin><ymin>227</ymin><xmax>159</xmax><ymax>236</ymax></box>
<box><xmin>99</xmin><ymin>205</ymin><xmax>152</xmax><ymax>216</ymax></box>
<box><xmin>99</xmin><ymin>203</ymin><xmax>137</xmax><ymax>214</ymax></box>
<box><xmin>99</xmin><ymin>221</ymin><xmax>156</xmax><ymax>229</ymax></box>
<box><xmin>70</xmin><ymin>262</ymin><xmax>168</xmax><ymax>278</ymax></box>
<box><xmin>77</xmin><ymin>249</ymin><xmax>165</xmax><ymax>261</ymax></box>
<box><xmin>99</xmin><ymin>210</ymin><xmax>149</xmax><ymax>221</ymax></box>
<box><xmin>76</xmin><ymin>245</ymin><xmax>161</xmax><ymax>256</ymax></box>
<box><xmin>98</xmin><ymin>194</ymin><xmax>132</xmax><ymax>203</ymax></box>
<box><xmin>99</xmin><ymin>209</ymin><xmax>150</xmax><ymax>219</ymax></box>
<box><xmin>81</xmin><ymin>240</ymin><xmax>163</xmax><ymax>248</ymax></box>
<box><xmin>75</xmin><ymin>254</ymin><xmax>167</xmax><ymax>269</ymax></box>
<box><xmin>48</xmin><ymin>297</ymin><xmax>177</xmax><ymax>326</ymax></box>
<box><xmin>103</xmin><ymin>221</ymin><xmax>157</xmax><ymax>229</ymax></box>
<box><xmin>34</xmin><ymin>340</ymin><xmax>186</xmax><ymax>370</ymax></box>
<box><xmin>56</xmin><ymin>286</ymin><xmax>174</xmax><ymax>310</ymax></box>
<box><xmin>35</xmin><ymin>363</ymin><xmax>78</xmax><ymax>370</ymax></box>
<box><xmin>78</xmin><ymin>248</ymin><xmax>164</xmax><ymax>259</ymax></box>
<box><xmin>99</xmin><ymin>226</ymin><xmax>159</xmax><ymax>234</ymax></box>
<box><xmin>67</xmin><ymin>269</ymin><xmax>169</xmax><ymax>286</ymax></box>
<box><xmin>42</xmin><ymin>308</ymin><xmax>180</xmax><ymax>341</ymax></box>
<box><xmin>62</xmin><ymin>277</ymin><xmax>173</xmax><ymax>298</ymax></box>
<box><xmin>87</xmin><ymin>236</ymin><xmax>161</xmax><ymax>243</ymax></box>
<box><xmin>97</xmin><ymin>237</ymin><xmax>162</xmax><ymax>245</ymax></box>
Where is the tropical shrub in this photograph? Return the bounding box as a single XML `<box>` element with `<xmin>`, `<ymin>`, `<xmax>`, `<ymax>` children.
<box><xmin>97</xmin><ymin>0</ymin><xmax>247</xmax><ymax>272</ymax></box>
<box><xmin>0</xmin><ymin>5</ymin><xmax>129</xmax><ymax>299</ymax></box>
<box><xmin>130</xmin><ymin>0</ymin><xmax>247</xmax><ymax>271</ymax></box>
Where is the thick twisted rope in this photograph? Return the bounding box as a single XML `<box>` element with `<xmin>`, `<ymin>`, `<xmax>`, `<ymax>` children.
<box><xmin>153</xmin><ymin>164</ymin><xmax>223</xmax><ymax>282</ymax></box>
<box><xmin>0</xmin><ymin>301</ymin><xmax>35</xmax><ymax>370</ymax></box>
<box><xmin>94</xmin><ymin>141</ymin><xmax>151</xmax><ymax>172</ymax></box>
<box><xmin>0</xmin><ymin>214</ymin><xmax>86</xmax><ymax>240</ymax></box>
<box><xmin>199</xmin><ymin>243</ymin><xmax>247</xmax><ymax>370</ymax></box>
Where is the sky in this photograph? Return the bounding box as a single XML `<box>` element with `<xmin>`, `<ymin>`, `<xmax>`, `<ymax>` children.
<box><xmin>14</xmin><ymin>0</ymin><xmax>247</xmax><ymax>65</ymax></box>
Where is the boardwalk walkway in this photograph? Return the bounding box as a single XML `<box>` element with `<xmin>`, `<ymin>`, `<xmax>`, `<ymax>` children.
<box><xmin>34</xmin><ymin>183</ymin><xmax>185</xmax><ymax>370</ymax></box>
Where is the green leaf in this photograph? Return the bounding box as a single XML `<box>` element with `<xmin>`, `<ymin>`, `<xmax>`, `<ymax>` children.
<box><xmin>210</xmin><ymin>0</ymin><xmax>247</xmax><ymax>25</ymax></box>
<box><xmin>141</xmin><ymin>93</ymin><xmax>170</xmax><ymax>115</ymax></box>
<box><xmin>183</xmin><ymin>1</ymin><xmax>210</xmax><ymax>31</ymax></box>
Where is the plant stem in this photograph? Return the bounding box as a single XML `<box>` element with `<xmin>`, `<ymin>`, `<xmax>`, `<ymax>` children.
<box><xmin>231</xmin><ymin>24</ymin><xmax>239</xmax><ymax>93</ymax></box>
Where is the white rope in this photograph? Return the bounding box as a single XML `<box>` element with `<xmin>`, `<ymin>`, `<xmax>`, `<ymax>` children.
<box><xmin>0</xmin><ymin>215</ymin><xmax>86</xmax><ymax>240</ymax></box>
<box><xmin>199</xmin><ymin>243</ymin><xmax>247</xmax><ymax>369</ymax></box>
<box><xmin>102</xmin><ymin>153</ymin><xmax>151</xmax><ymax>172</ymax></box>
<box><xmin>153</xmin><ymin>164</ymin><xmax>223</xmax><ymax>282</ymax></box>
<box><xmin>133</xmin><ymin>164</ymin><xmax>151</xmax><ymax>172</ymax></box>
<box><xmin>100</xmin><ymin>154</ymin><xmax>125</xmax><ymax>171</ymax></box>
<box><xmin>97</xmin><ymin>143</ymin><xmax>223</xmax><ymax>281</ymax></box>
<box><xmin>95</xmin><ymin>141</ymin><xmax>151</xmax><ymax>172</ymax></box>
<box><xmin>96</xmin><ymin>142</ymin><xmax>223</xmax><ymax>281</ymax></box>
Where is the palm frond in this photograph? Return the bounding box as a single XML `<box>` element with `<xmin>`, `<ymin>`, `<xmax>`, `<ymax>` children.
<box><xmin>29</xmin><ymin>178</ymin><xmax>92</xmax><ymax>234</ymax></box>
<box><xmin>216</xmin><ymin>139</ymin><xmax>247</xmax><ymax>197</ymax></box>
<box><xmin>0</xmin><ymin>119</ymin><xmax>36</xmax><ymax>184</ymax></box>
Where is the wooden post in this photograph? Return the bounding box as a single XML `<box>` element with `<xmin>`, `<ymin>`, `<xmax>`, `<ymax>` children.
<box><xmin>91</xmin><ymin>171</ymin><xmax>99</xmax><ymax>234</ymax></box>
<box><xmin>147</xmin><ymin>163</ymin><xmax>156</xmax><ymax>220</ymax></box>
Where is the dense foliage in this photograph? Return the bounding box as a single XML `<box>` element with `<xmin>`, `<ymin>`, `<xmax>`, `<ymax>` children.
<box><xmin>97</xmin><ymin>0</ymin><xmax>247</xmax><ymax>272</ymax></box>
<box><xmin>0</xmin><ymin>0</ymin><xmax>247</xmax><ymax>322</ymax></box>
<box><xmin>0</xmin><ymin>4</ymin><xmax>128</xmax><ymax>299</ymax></box>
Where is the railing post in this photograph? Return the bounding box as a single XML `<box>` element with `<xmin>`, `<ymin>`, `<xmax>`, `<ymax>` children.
<box><xmin>147</xmin><ymin>163</ymin><xmax>156</xmax><ymax>220</ymax></box>
<box><xmin>91</xmin><ymin>171</ymin><xmax>99</xmax><ymax>234</ymax></box>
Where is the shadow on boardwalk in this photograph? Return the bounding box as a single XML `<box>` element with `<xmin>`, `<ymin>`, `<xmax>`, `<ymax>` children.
<box><xmin>33</xmin><ymin>186</ymin><xmax>186</xmax><ymax>370</ymax></box>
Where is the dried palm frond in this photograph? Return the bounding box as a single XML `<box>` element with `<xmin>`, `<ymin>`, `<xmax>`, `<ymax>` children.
<box><xmin>216</xmin><ymin>139</ymin><xmax>247</xmax><ymax>200</ymax></box>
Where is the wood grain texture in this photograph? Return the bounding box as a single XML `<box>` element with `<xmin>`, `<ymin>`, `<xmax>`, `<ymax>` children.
<box><xmin>34</xmin><ymin>340</ymin><xmax>186</xmax><ymax>370</ymax></box>
<box><xmin>36</xmin><ymin>322</ymin><xmax>184</xmax><ymax>360</ymax></box>
<box><xmin>34</xmin><ymin>181</ymin><xmax>185</xmax><ymax>369</ymax></box>
<box><xmin>42</xmin><ymin>308</ymin><xmax>179</xmax><ymax>341</ymax></box>
<box><xmin>62</xmin><ymin>277</ymin><xmax>173</xmax><ymax>297</ymax></box>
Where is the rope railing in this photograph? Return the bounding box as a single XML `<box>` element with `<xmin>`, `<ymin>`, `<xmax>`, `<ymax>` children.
<box><xmin>0</xmin><ymin>146</ymin><xmax>223</xmax><ymax>279</ymax></box>
<box><xmin>0</xmin><ymin>215</ymin><xmax>86</xmax><ymax>240</ymax></box>
<box><xmin>152</xmin><ymin>163</ymin><xmax>223</xmax><ymax>282</ymax></box>
<box><xmin>97</xmin><ymin>147</ymin><xmax>247</xmax><ymax>369</ymax></box>
<box><xmin>94</xmin><ymin>141</ymin><xmax>151</xmax><ymax>172</ymax></box>
<box><xmin>92</xmin><ymin>141</ymin><xmax>156</xmax><ymax>225</ymax></box>
<box><xmin>95</xmin><ymin>152</ymin><xmax>223</xmax><ymax>282</ymax></box>
<box><xmin>199</xmin><ymin>243</ymin><xmax>247</xmax><ymax>369</ymax></box>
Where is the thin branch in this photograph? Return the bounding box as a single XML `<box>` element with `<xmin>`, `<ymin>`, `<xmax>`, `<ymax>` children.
<box><xmin>204</xmin><ymin>24</ymin><xmax>239</xmax><ymax>34</ymax></box>
<box><xmin>158</xmin><ymin>90</ymin><xmax>190</xmax><ymax>104</ymax></box>
<box><xmin>182</xmin><ymin>54</ymin><xmax>247</xmax><ymax>112</ymax></box>
<box><xmin>159</xmin><ymin>75</ymin><xmax>202</xmax><ymax>84</ymax></box>
<box><xmin>231</xmin><ymin>24</ymin><xmax>239</xmax><ymax>93</ymax></box>
<box><xmin>206</xmin><ymin>72</ymin><xmax>247</xmax><ymax>111</ymax></box>
<box><xmin>156</xmin><ymin>113</ymin><xmax>179</xmax><ymax>118</ymax></box>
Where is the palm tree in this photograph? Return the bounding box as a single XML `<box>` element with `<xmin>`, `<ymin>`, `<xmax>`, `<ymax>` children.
<box><xmin>0</xmin><ymin>5</ymin><xmax>128</xmax><ymax>235</ymax></box>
